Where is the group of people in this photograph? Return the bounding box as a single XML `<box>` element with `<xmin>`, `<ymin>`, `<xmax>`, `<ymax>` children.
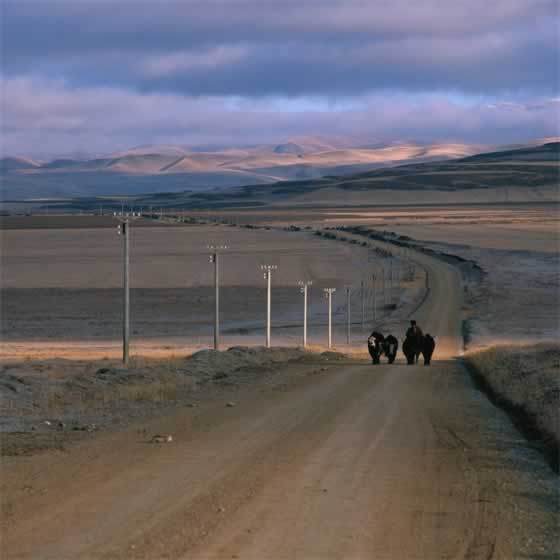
<box><xmin>367</xmin><ymin>320</ymin><xmax>435</xmax><ymax>366</ymax></box>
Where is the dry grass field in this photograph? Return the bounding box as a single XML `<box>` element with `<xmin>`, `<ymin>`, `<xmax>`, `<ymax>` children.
<box><xmin>2</xmin><ymin>204</ymin><xmax>557</xmax><ymax>355</ymax></box>
<box><xmin>466</xmin><ymin>343</ymin><xmax>559</xmax><ymax>468</ymax></box>
<box><xmin>1</xmin><ymin>218</ymin><xmax>425</xmax><ymax>359</ymax></box>
<box><xmin>323</xmin><ymin>206</ymin><xmax>558</xmax><ymax>252</ymax></box>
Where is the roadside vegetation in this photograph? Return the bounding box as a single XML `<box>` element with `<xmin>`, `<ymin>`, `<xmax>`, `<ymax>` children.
<box><xmin>1</xmin><ymin>347</ymin><xmax>347</xmax><ymax>457</ymax></box>
<box><xmin>465</xmin><ymin>343</ymin><xmax>559</xmax><ymax>470</ymax></box>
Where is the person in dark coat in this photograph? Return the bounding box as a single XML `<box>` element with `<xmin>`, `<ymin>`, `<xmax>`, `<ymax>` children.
<box><xmin>383</xmin><ymin>334</ymin><xmax>399</xmax><ymax>364</ymax></box>
<box><xmin>422</xmin><ymin>334</ymin><xmax>436</xmax><ymax>365</ymax></box>
<box><xmin>405</xmin><ymin>320</ymin><xmax>424</xmax><ymax>363</ymax></box>
<box><xmin>367</xmin><ymin>331</ymin><xmax>385</xmax><ymax>364</ymax></box>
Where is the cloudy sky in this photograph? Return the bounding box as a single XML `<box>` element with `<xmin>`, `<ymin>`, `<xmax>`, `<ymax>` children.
<box><xmin>1</xmin><ymin>0</ymin><xmax>559</xmax><ymax>158</ymax></box>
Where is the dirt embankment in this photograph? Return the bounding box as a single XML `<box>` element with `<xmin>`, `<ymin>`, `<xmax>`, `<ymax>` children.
<box><xmin>465</xmin><ymin>343</ymin><xmax>560</xmax><ymax>471</ymax></box>
<box><xmin>1</xmin><ymin>347</ymin><xmax>348</xmax><ymax>457</ymax></box>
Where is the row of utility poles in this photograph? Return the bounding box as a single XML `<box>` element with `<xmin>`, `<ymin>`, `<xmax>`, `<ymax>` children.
<box><xmin>115</xmin><ymin>215</ymin><xmax>410</xmax><ymax>364</ymax></box>
<box><xmin>210</xmin><ymin>257</ymin><xmax>400</xmax><ymax>355</ymax></box>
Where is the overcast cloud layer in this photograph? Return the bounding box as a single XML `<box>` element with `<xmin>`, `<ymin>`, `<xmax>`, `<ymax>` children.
<box><xmin>1</xmin><ymin>0</ymin><xmax>559</xmax><ymax>158</ymax></box>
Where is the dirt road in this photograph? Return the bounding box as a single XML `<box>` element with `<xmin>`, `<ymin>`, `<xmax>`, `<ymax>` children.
<box><xmin>2</xmin><ymin>246</ymin><xmax>558</xmax><ymax>559</ymax></box>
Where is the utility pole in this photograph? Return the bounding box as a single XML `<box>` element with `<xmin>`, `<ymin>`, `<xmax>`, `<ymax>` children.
<box><xmin>115</xmin><ymin>211</ymin><xmax>140</xmax><ymax>364</ymax></box>
<box><xmin>298</xmin><ymin>280</ymin><xmax>312</xmax><ymax>348</ymax></box>
<box><xmin>209</xmin><ymin>245</ymin><xmax>228</xmax><ymax>350</ymax></box>
<box><xmin>261</xmin><ymin>265</ymin><xmax>277</xmax><ymax>348</ymax></box>
<box><xmin>323</xmin><ymin>288</ymin><xmax>336</xmax><ymax>349</ymax></box>
<box><xmin>346</xmin><ymin>286</ymin><xmax>351</xmax><ymax>345</ymax></box>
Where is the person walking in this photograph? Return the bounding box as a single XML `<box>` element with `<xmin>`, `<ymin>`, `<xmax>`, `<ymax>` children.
<box><xmin>405</xmin><ymin>320</ymin><xmax>424</xmax><ymax>363</ymax></box>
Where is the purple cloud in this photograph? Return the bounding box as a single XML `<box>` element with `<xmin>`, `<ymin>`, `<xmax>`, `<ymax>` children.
<box><xmin>2</xmin><ymin>77</ymin><xmax>558</xmax><ymax>158</ymax></box>
<box><xmin>1</xmin><ymin>0</ymin><xmax>558</xmax><ymax>156</ymax></box>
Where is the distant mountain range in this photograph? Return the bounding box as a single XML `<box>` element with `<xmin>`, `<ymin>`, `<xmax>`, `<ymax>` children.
<box><xmin>130</xmin><ymin>141</ymin><xmax>560</xmax><ymax>209</ymax></box>
<box><xmin>1</xmin><ymin>136</ymin><xmax>487</xmax><ymax>200</ymax></box>
<box><xmin>3</xmin><ymin>141</ymin><xmax>560</xmax><ymax>212</ymax></box>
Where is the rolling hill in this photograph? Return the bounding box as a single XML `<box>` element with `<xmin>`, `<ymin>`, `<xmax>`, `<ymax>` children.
<box><xmin>0</xmin><ymin>157</ymin><xmax>40</xmax><ymax>173</ymax></box>
<box><xmin>0</xmin><ymin>137</ymin><xmax>484</xmax><ymax>200</ymax></box>
<box><xmin>133</xmin><ymin>141</ymin><xmax>559</xmax><ymax>209</ymax></box>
